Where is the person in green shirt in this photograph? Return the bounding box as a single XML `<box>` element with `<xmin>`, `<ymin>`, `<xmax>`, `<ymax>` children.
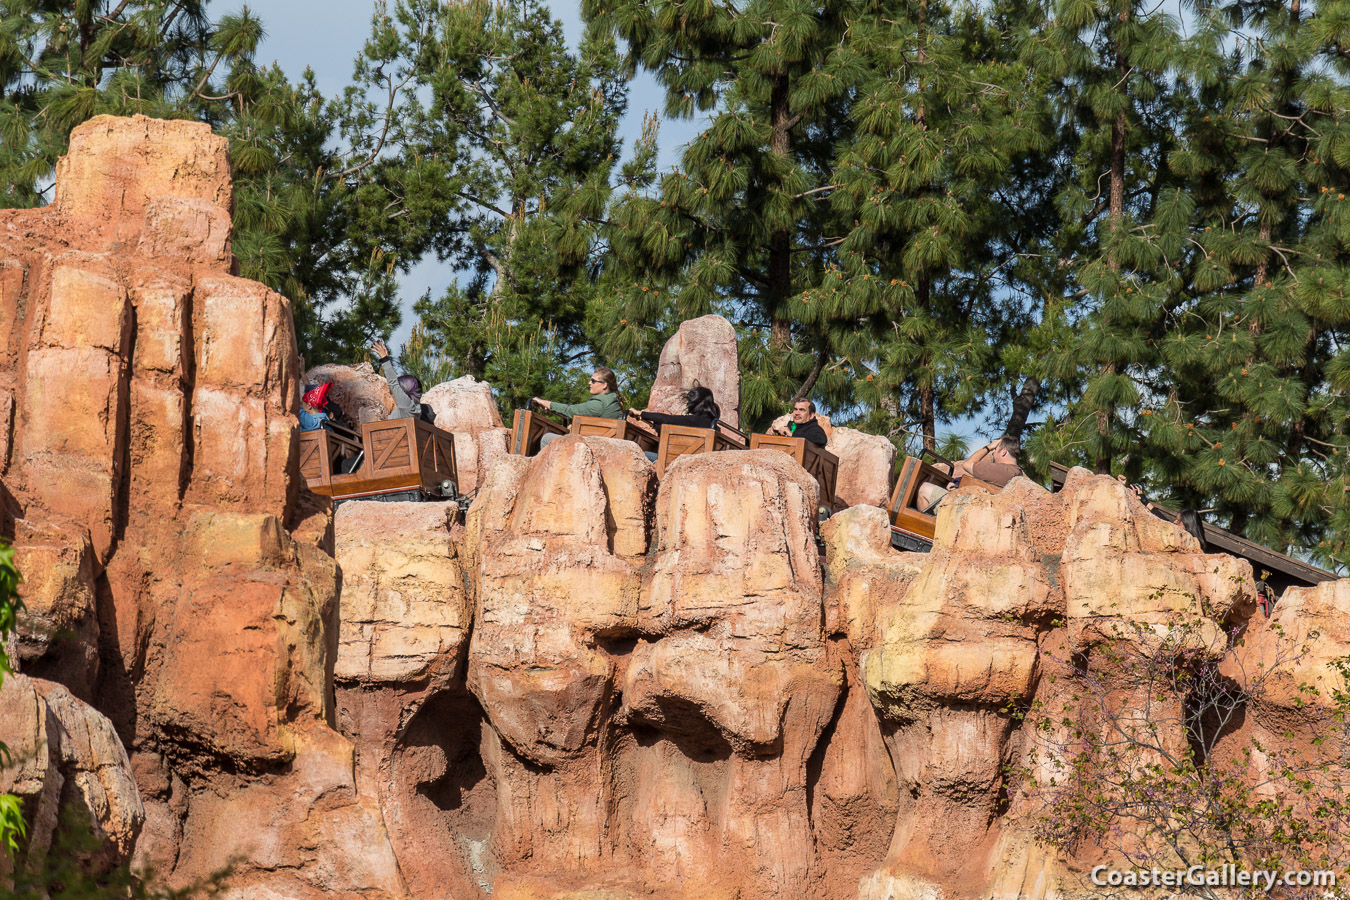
<box><xmin>533</xmin><ymin>367</ymin><xmax>625</xmax><ymax>448</ymax></box>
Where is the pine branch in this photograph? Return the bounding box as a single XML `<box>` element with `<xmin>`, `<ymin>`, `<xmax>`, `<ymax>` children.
<box><xmin>457</xmin><ymin>190</ymin><xmax>510</xmax><ymax>218</ymax></box>
<box><xmin>333</xmin><ymin>66</ymin><xmax>417</xmax><ymax>179</ymax></box>
<box><xmin>793</xmin><ymin>185</ymin><xmax>836</xmax><ymax>199</ymax></box>
<box><xmin>792</xmin><ymin>347</ymin><xmax>829</xmax><ymax>402</ymax></box>
<box><xmin>471</xmin><ymin>79</ymin><xmax>516</xmax><ymax>128</ymax></box>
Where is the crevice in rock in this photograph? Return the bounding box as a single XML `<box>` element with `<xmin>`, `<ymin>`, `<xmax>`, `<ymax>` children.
<box><xmin>93</xmin><ymin>569</ymin><xmax>138</xmax><ymax>745</ymax></box>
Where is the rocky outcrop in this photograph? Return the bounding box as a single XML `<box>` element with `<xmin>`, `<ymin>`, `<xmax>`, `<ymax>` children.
<box><xmin>4</xmin><ymin>116</ymin><xmax>1347</xmax><ymax>900</ymax></box>
<box><xmin>647</xmin><ymin>314</ymin><xmax>741</xmax><ymax>427</ymax></box>
<box><xmin>421</xmin><ymin>375</ymin><xmax>510</xmax><ymax>493</ymax></box>
<box><xmin>460</xmin><ymin>441</ymin><xmax>842</xmax><ymax>898</ymax></box>
<box><xmin>0</xmin><ymin>674</ymin><xmax>143</xmax><ymax>877</ymax></box>
<box><xmin>0</xmin><ymin>114</ymin><xmax>381</xmax><ymax>896</ymax></box>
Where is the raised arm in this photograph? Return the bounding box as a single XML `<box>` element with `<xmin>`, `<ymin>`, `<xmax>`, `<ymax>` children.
<box><xmin>372</xmin><ymin>340</ymin><xmax>417</xmax><ymax>418</ymax></box>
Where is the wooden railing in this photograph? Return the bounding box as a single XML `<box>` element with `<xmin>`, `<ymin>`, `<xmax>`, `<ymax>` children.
<box><xmin>509</xmin><ymin>408</ymin><xmax>569</xmax><ymax>455</ymax></box>
<box><xmin>569</xmin><ymin>415</ymin><xmax>660</xmax><ymax>455</ymax></box>
<box><xmin>654</xmin><ymin>424</ymin><xmax>743</xmax><ymax>477</ymax></box>
<box><xmin>298</xmin><ymin>425</ymin><xmax>363</xmax><ymax>487</ymax></box>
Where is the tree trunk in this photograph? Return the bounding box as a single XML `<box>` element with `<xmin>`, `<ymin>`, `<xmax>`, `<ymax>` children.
<box><xmin>769</xmin><ymin>73</ymin><xmax>792</xmax><ymax>351</ymax></box>
<box><xmin>465</xmin><ymin>340</ymin><xmax>487</xmax><ymax>379</ymax></box>
<box><xmin>1096</xmin><ymin>14</ymin><xmax>1129</xmax><ymax>476</ymax></box>
<box><xmin>1003</xmin><ymin>376</ymin><xmax>1041</xmax><ymax>444</ymax></box>
<box><xmin>919</xmin><ymin>380</ymin><xmax>936</xmax><ymax>452</ymax></box>
<box><xmin>915</xmin><ymin>274</ymin><xmax>936</xmax><ymax>451</ymax></box>
<box><xmin>792</xmin><ymin>347</ymin><xmax>828</xmax><ymax>402</ymax></box>
<box><xmin>881</xmin><ymin>394</ymin><xmax>904</xmax><ymax>440</ymax></box>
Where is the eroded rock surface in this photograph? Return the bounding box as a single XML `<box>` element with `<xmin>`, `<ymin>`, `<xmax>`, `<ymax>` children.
<box><xmin>0</xmin><ymin>674</ymin><xmax>143</xmax><ymax>877</ymax></box>
<box><xmin>825</xmin><ymin>426</ymin><xmax>896</xmax><ymax>510</ymax></box>
<box><xmin>0</xmin><ymin>115</ymin><xmax>394</xmax><ymax>897</ymax></box>
<box><xmin>3</xmin><ymin>116</ymin><xmax>1347</xmax><ymax>900</ymax></box>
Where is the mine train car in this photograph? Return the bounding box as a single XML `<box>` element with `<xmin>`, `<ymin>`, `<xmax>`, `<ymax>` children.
<box><xmin>886</xmin><ymin>455</ymin><xmax>999</xmax><ymax>552</ymax></box>
<box><xmin>299</xmin><ymin>418</ymin><xmax>458</xmax><ymax>503</ymax></box>
<box><xmin>509</xmin><ymin>407</ymin><xmax>838</xmax><ymax>508</ymax></box>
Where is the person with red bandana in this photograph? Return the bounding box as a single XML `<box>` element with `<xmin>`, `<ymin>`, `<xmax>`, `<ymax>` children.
<box><xmin>299</xmin><ymin>383</ymin><xmax>333</xmax><ymax>432</ymax></box>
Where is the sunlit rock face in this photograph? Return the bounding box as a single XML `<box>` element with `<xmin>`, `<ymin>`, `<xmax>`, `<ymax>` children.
<box><xmin>825</xmin><ymin>426</ymin><xmax>897</xmax><ymax>510</ymax></box>
<box><xmin>3</xmin><ymin>116</ymin><xmax>1347</xmax><ymax>900</ymax></box>
<box><xmin>420</xmin><ymin>375</ymin><xmax>510</xmax><ymax>492</ymax></box>
<box><xmin>0</xmin><ymin>114</ymin><xmax>388</xmax><ymax>896</ymax></box>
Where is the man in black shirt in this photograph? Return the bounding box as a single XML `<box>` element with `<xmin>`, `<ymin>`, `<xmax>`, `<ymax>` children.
<box><xmin>771</xmin><ymin>399</ymin><xmax>829</xmax><ymax>447</ymax></box>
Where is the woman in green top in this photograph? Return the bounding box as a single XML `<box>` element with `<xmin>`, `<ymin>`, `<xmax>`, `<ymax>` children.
<box><xmin>533</xmin><ymin>368</ymin><xmax>625</xmax><ymax>447</ymax></box>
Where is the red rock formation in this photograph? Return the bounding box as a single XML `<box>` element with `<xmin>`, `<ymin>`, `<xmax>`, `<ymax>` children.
<box><xmin>0</xmin><ymin>115</ymin><xmax>378</xmax><ymax>894</ymax></box>
<box><xmin>3</xmin><ymin>116</ymin><xmax>1347</xmax><ymax>900</ymax></box>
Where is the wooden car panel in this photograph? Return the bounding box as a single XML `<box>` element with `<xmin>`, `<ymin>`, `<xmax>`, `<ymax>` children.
<box><xmin>510</xmin><ymin>409</ymin><xmax>569</xmax><ymax>455</ymax></box>
<box><xmin>748</xmin><ymin>433</ymin><xmax>840</xmax><ymax>507</ymax></box>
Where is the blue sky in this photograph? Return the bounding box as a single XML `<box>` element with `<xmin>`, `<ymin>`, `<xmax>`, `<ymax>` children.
<box><xmin>230</xmin><ymin>0</ymin><xmax>703</xmax><ymax>351</ymax></box>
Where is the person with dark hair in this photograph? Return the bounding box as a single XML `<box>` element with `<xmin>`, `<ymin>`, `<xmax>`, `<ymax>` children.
<box><xmin>371</xmin><ymin>340</ymin><xmax>434</xmax><ymax>423</ymax></box>
<box><xmin>769</xmin><ymin>399</ymin><xmax>828</xmax><ymax>447</ymax></box>
<box><xmin>1174</xmin><ymin>508</ymin><xmax>1205</xmax><ymax>547</ymax></box>
<box><xmin>627</xmin><ymin>385</ymin><xmax>722</xmax><ymax>461</ymax></box>
<box><xmin>532</xmin><ymin>367</ymin><xmax>625</xmax><ymax>449</ymax></box>
<box><xmin>630</xmin><ymin>385</ymin><xmax>721</xmax><ymax>431</ymax></box>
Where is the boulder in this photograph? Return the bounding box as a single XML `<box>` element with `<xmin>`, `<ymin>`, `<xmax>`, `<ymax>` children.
<box><xmin>304</xmin><ymin>361</ymin><xmax>393</xmax><ymax>426</ymax></box>
<box><xmin>54</xmin><ymin>114</ymin><xmax>232</xmax><ymax>247</ymax></box>
<box><xmin>647</xmin><ymin>315</ymin><xmax>741</xmax><ymax>427</ymax></box>
<box><xmin>421</xmin><ymin>375</ymin><xmax>503</xmax><ymax>430</ymax></box>
<box><xmin>823</xmin><ymin>426</ymin><xmax>895</xmax><ymax>509</ymax></box>
<box><xmin>1060</xmin><ymin>471</ymin><xmax>1255</xmax><ymax>652</ymax></box>
<box><xmin>11</xmin><ymin>519</ymin><xmax>100</xmax><ymax>698</ymax></box>
<box><xmin>0</xmin><ymin>674</ymin><xmax>145</xmax><ymax>876</ymax></box>
<box><xmin>421</xmin><ymin>376</ymin><xmax>510</xmax><ymax>492</ymax></box>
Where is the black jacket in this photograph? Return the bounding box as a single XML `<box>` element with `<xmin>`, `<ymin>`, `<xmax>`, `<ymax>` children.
<box><xmin>639</xmin><ymin>411</ymin><xmax>716</xmax><ymax>432</ymax></box>
<box><xmin>784</xmin><ymin>419</ymin><xmax>828</xmax><ymax>447</ymax></box>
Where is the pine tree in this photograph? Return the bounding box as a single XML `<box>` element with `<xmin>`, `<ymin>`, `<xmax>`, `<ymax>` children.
<box><xmin>358</xmin><ymin>0</ymin><xmax>636</xmax><ymax>411</ymax></box>
<box><xmin>1018</xmin><ymin>0</ymin><xmax>1192</xmax><ymax>474</ymax></box>
<box><xmin>586</xmin><ymin>0</ymin><xmax>866</xmax><ymax>426</ymax></box>
<box><xmin>1132</xmin><ymin>0</ymin><xmax>1350</xmax><ymax>567</ymax></box>
<box><xmin>824</xmin><ymin>0</ymin><xmax>1050</xmax><ymax>451</ymax></box>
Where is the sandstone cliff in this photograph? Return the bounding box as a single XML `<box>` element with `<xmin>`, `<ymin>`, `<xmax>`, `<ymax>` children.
<box><xmin>2</xmin><ymin>116</ymin><xmax>1347</xmax><ymax>900</ymax></box>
